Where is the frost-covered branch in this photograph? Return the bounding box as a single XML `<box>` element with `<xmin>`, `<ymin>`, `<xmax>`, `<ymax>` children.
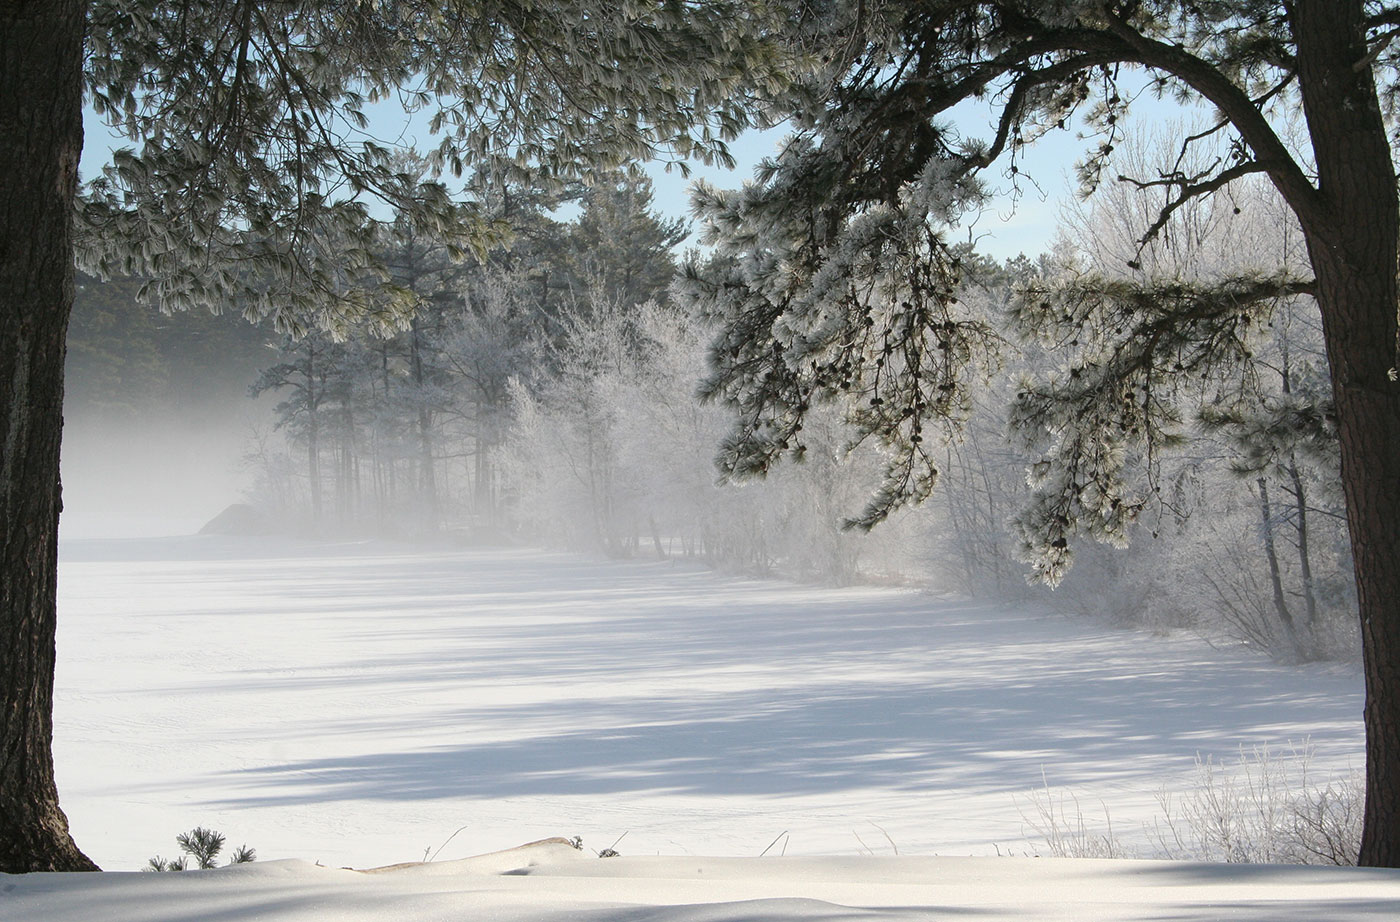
<box><xmin>1008</xmin><ymin>272</ymin><xmax>1312</xmax><ymax>584</ymax></box>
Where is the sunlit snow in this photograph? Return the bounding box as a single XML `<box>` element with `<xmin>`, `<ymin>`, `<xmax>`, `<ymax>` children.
<box><xmin>55</xmin><ymin>536</ymin><xmax>1363</xmax><ymax>871</ymax></box>
<box><xmin>4</xmin><ymin>535</ymin><xmax>1389</xmax><ymax>920</ymax></box>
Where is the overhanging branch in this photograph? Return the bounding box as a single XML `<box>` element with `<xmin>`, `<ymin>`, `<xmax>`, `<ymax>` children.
<box><xmin>1093</xmin><ymin>10</ymin><xmax>1323</xmax><ymax>224</ymax></box>
<box><xmin>1128</xmin><ymin>159</ymin><xmax>1271</xmax><ymax>248</ymax></box>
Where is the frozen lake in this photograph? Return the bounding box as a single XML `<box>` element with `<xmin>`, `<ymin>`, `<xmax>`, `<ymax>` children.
<box><xmin>55</xmin><ymin>536</ymin><xmax>1364</xmax><ymax>871</ymax></box>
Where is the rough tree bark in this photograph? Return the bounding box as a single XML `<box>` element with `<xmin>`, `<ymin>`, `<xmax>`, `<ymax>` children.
<box><xmin>0</xmin><ymin>0</ymin><xmax>100</xmax><ymax>873</ymax></box>
<box><xmin>1289</xmin><ymin>0</ymin><xmax>1400</xmax><ymax>867</ymax></box>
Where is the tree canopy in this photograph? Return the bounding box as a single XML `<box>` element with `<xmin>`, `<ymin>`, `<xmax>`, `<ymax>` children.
<box><xmin>77</xmin><ymin>0</ymin><xmax>786</xmax><ymax>332</ymax></box>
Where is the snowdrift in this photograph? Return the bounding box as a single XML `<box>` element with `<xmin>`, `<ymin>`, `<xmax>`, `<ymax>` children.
<box><xmin>7</xmin><ymin>838</ymin><xmax>1400</xmax><ymax>922</ymax></box>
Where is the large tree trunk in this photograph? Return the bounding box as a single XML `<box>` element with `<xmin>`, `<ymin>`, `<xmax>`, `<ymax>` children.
<box><xmin>0</xmin><ymin>0</ymin><xmax>99</xmax><ymax>873</ymax></box>
<box><xmin>1292</xmin><ymin>0</ymin><xmax>1400</xmax><ymax>867</ymax></box>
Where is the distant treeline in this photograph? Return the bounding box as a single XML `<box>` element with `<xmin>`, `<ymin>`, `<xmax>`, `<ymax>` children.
<box><xmin>69</xmin><ymin>166</ymin><xmax>1359</xmax><ymax>665</ymax></box>
<box><xmin>67</xmin><ymin>272</ymin><xmax>271</xmax><ymax>418</ymax></box>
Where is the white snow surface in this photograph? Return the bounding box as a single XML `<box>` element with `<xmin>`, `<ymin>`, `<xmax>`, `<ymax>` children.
<box><xmin>9</xmin><ymin>839</ymin><xmax>1400</xmax><ymax>921</ymax></box>
<box><xmin>21</xmin><ymin>535</ymin><xmax>1393</xmax><ymax>920</ymax></box>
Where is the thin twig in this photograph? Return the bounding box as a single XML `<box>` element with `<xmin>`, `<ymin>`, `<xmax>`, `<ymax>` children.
<box><xmin>870</xmin><ymin>822</ymin><xmax>899</xmax><ymax>855</ymax></box>
<box><xmin>759</xmin><ymin>831</ymin><xmax>790</xmax><ymax>857</ymax></box>
<box><xmin>427</xmin><ymin>824</ymin><xmax>470</xmax><ymax>862</ymax></box>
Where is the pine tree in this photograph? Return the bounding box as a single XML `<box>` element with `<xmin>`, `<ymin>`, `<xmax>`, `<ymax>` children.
<box><xmin>251</xmin><ymin>332</ymin><xmax>338</xmax><ymax>528</ymax></box>
<box><xmin>147</xmin><ymin>827</ymin><xmax>255</xmax><ymax>872</ymax></box>
<box><xmin>682</xmin><ymin>1</ymin><xmax>1400</xmax><ymax>866</ymax></box>
<box><xmin>564</xmin><ymin>173</ymin><xmax>688</xmax><ymax>309</ymax></box>
<box><xmin>66</xmin><ymin>274</ymin><xmax>171</xmax><ymax>416</ymax></box>
<box><xmin>1</xmin><ymin>0</ymin><xmax>97</xmax><ymax>873</ymax></box>
<box><xmin>3</xmin><ymin>0</ymin><xmax>791</xmax><ymax>870</ymax></box>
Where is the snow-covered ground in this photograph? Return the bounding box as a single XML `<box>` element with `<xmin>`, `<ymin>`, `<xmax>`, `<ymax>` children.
<box><xmin>9</xmin><ymin>838</ymin><xmax>1400</xmax><ymax>922</ymax></box>
<box><xmin>24</xmin><ymin>534</ymin><xmax>1392</xmax><ymax>920</ymax></box>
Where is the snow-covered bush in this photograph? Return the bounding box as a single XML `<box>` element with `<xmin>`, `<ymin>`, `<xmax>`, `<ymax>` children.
<box><xmin>1025</xmin><ymin>743</ymin><xmax>1361</xmax><ymax>865</ymax></box>
<box><xmin>1151</xmin><ymin>744</ymin><xmax>1361</xmax><ymax>865</ymax></box>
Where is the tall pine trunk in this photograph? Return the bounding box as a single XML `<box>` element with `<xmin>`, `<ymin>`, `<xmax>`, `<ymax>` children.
<box><xmin>1292</xmin><ymin>0</ymin><xmax>1400</xmax><ymax>867</ymax></box>
<box><xmin>0</xmin><ymin>0</ymin><xmax>99</xmax><ymax>873</ymax></box>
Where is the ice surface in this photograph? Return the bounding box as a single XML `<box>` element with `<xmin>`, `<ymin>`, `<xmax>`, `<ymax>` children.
<box><xmin>53</xmin><ymin>536</ymin><xmax>1364</xmax><ymax>874</ymax></box>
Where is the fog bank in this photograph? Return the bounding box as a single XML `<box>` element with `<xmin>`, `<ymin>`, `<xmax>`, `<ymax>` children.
<box><xmin>59</xmin><ymin>402</ymin><xmax>265</xmax><ymax>539</ymax></box>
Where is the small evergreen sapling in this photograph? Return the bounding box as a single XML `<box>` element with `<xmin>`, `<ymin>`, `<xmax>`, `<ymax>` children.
<box><xmin>145</xmin><ymin>827</ymin><xmax>256</xmax><ymax>871</ymax></box>
<box><xmin>177</xmin><ymin>827</ymin><xmax>225</xmax><ymax>869</ymax></box>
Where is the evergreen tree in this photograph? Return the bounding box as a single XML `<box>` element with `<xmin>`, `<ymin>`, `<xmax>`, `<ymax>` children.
<box><xmin>251</xmin><ymin>332</ymin><xmax>338</xmax><ymax>527</ymax></box>
<box><xmin>564</xmin><ymin>174</ymin><xmax>688</xmax><ymax>309</ymax></box>
<box><xmin>681</xmin><ymin>1</ymin><xmax>1400</xmax><ymax>865</ymax></box>
<box><xmin>2</xmin><ymin>0</ymin><xmax>95</xmax><ymax>872</ymax></box>
<box><xmin>245</xmin><ymin>181</ymin><xmax>569</xmax><ymax>535</ymax></box>
<box><xmin>2</xmin><ymin>0</ymin><xmax>788</xmax><ymax>871</ymax></box>
<box><xmin>67</xmin><ymin>272</ymin><xmax>272</xmax><ymax>418</ymax></box>
<box><xmin>66</xmin><ymin>273</ymin><xmax>170</xmax><ymax>416</ymax></box>
<box><xmin>381</xmin><ymin>182</ymin><xmax>472</xmax><ymax>533</ymax></box>
<box><xmin>147</xmin><ymin>827</ymin><xmax>255</xmax><ymax>872</ymax></box>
